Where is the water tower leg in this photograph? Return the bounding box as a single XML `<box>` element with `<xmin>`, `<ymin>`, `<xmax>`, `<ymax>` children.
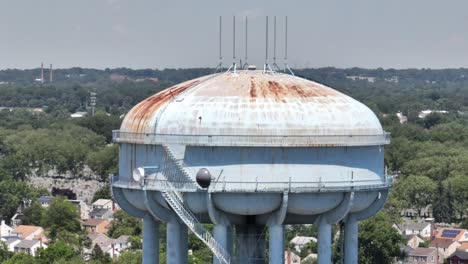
<box><xmin>213</xmin><ymin>225</ymin><xmax>228</xmax><ymax>264</ymax></box>
<box><xmin>143</xmin><ymin>214</ymin><xmax>159</xmax><ymax>264</ymax></box>
<box><xmin>317</xmin><ymin>217</ymin><xmax>332</xmax><ymax>264</ymax></box>
<box><xmin>344</xmin><ymin>215</ymin><xmax>358</xmax><ymax>264</ymax></box>
<box><xmin>235</xmin><ymin>225</ymin><xmax>267</xmax><ymax>264</ymax></box>
<box><xmin>268</xmin><ymin>224</ymin><xmax>284</xmax><ymax>264</ymax></box>
<box><xmin>167</xmin><ymin>221</ymin><xmax>188</xmax><ymax>264</ymax></box>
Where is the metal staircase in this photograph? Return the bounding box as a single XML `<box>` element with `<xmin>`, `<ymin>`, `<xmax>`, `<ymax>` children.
<box><xmin>160</xmin><ymin>145</ymin><xmax>231</xmax><ymax>264</ymax></box>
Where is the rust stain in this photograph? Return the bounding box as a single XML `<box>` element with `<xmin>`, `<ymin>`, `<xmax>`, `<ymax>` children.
<box><xmin>249</xmin><ymin>77</ymin><xmax>257</xmax><ymax>98</ymax></box>
<box><xmin>124</xmin><ymin>80</ymin><xmax>199</xmax><ymax>132</ymax></box>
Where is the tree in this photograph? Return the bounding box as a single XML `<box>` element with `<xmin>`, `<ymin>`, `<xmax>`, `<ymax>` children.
<box><xmin>91</xmin><ymin>185</ymin><xmax>111</xmax><ymax>203</ymax></box>
<box><xmin>358</xmin><ymin>213</ymin><xmax>406</xmax><ymax>264</ymax></box>
<box><xmin>107</xmin><ymin>210</ymin><xmax>142</xmax><ymax>239</ymax></box>
<box><xmin>432</xmin><ymin>181</ymin><xmax>451</xmax><ymax>223</ymax></box>
<box><xmin>1</xmin><ymin>253</ymin><xmax>35</xmax><ymax>264</ymax></box>
<box><xmin>37</xmin><ymin>241</ymin><xmax>76</xmax><ymax>264</ymax></box>
<box><xmin>87</xmin><ymin>144</ymin><xmax>118</xmax><ymax>181</ymax></box>
<box><xmin>0</xmin><ymin>241</ymin><xmax>13</xmax><ymax>263</ymax></box>
<box><xmin>41</xmin><ymin>196</ymin><xmax>81</xmax><ymax>241</ymax></box>
<box><xmin>22</xmin><ymin>201</ymin><xmax>44</xmax><ymax>226</ymax></box>
<box><xmin>115</xmin><ymin>250</ymin><xmax>143</xmax><ymax>264</ymax></box>
<box><xmin>394</xmin><ymin>175</ymin><xmax>436</xmax><ymax>216</ymax></box>
<box><xmin>90</xmin><ymin>245</ymin><xmax>112</xmax><ymax>264</ymax></box>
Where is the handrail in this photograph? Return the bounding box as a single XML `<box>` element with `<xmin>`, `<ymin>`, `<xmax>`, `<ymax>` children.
<box><xmin>112</xmin><ymin>130</ymin><xmax>390</xmax><ymax>147</ymax></box>
<box><xmin>113</xmin><ymin>175</ymin><xmax>393</xmax><ymax>193</ymax></box>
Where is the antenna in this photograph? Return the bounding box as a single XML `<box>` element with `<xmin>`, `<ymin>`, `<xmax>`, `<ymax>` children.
<box><xmin>226</xmin><ymin>16</ymin><xmax>237</xmax><ymax>73</ymax></box>
<box><xmin>215</xmin><ymin>16</ymin><xmax>223</xmax><ymax>73</ymax></box>
<box><xmin>264</xmin><ymin>16</ymin><xmax>273</xmax><ymax>74</ymax></box>
<box><xmin>272</xmin><ymin>16</ymin><xmax>280</xmax><ymax>71</ymax></box>
<box><xmin>40</xmin><ymin>62</ymin><xmax>44</xmax><ymax>84</ymax></box>
<box><xmin>243</xmin><ymin>16</ymin><xmax>248</xmax><ymax>69</ymax></box>
<box><xmin>49</xmin><ymin>64</ymin><xmax>53</xmax><ymax>82</ymax></box>
<box><xmin>284</xmin><ymin>16</ymin><xmax>294</xmax><ymax>76</ymax></box>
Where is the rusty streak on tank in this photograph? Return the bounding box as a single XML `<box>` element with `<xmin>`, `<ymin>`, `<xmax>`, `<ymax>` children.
<box><xmin>122</xmin><ymin>80</ymin><xmax>200</xmax><ymax>133</ymax></box>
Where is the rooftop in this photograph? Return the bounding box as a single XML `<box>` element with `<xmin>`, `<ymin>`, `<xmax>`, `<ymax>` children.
<box><xmin>15</xmin><ymin>239</ymin><xmax>40</xmax><ymax>249</ymax></box>
<box><xmin>117</xmin><ymin>71</ymin><xmax>388</xmax><ymax>147</ymax></box>
<box><xmin>408</xmin><ymin>247</ymin><xmax>437</xmax><ymax>257</ymax></box>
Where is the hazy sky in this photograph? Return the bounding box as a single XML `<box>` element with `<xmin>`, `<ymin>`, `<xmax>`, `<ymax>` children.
<box><xmin>2</xmin><ymin>0</ymin><xmax>468</xmax><ymax>69</ymax></box>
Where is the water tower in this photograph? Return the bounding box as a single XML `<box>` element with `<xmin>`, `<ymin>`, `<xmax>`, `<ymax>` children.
<box><xmin>111</xmin><ymin>68</ymin><xmax>392</xmax><ymax>264</ymax></box>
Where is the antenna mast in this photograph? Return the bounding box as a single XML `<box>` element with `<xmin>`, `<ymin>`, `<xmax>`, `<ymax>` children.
<box><xmin>284</xmin><ymin>16</ymin><xmax>294</xmax><ymax>75</ymax></box>
<box><xmin>263</xmin><ymin>16</ymin><xmax>273</xmax><ymax>74</ymax></box>
<box><xmin>243</xmin><ymin>16</ymin><xmax>248</xmax><ymax>69</ymax></box>
<box><xmin>215</xmin><ymin>16</ymin><xmax>223</xmax><ymax>73</ymax></box>
<box><xmin>49</xmin><ymin>64</ymin><xmax>53</xmax><ymax>82</ymax></box>
<box><xmin>40</xmin><ymin>62</ymin><xmax>44</xmax><ymax>84</ymax></box>
<box><xmin>272</xmin><ymin>16</ymin><xmax>281</xmax><ymax>71</ymax></box>
<box><xmin>226</xmin><ymin>16</ymin><xmax>237</xmax><ymax>73</ymax></box>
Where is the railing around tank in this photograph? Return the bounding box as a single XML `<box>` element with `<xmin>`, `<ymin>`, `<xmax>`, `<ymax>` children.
<box><xmin>112</xmin><ymin>174</ymin><xmax>393</xmax><ymax>193</ymax></box>
<box><xmin>112</xmin><ymin>130</ymin><xmax>390</xmax><ymax>147</ymax></box>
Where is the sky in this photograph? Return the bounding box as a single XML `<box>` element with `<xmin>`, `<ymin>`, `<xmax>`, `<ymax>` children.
<box><xmin>1</xmin><ymin>0</ymin><xmax>468</xmax><ymax>69</ymax></box>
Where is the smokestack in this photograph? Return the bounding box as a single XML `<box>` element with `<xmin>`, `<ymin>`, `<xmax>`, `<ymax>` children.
<box><xmin>40</xmin><ymin>62</ymin><xmax>44</xmax><ymax>84</ymax></box>
<box><xmin>49</xmin><ymin>64</ymin><xmax>53</xmax><ymax>82</ymax></box>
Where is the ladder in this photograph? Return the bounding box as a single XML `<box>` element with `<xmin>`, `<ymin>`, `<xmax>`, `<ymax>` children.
<box><xmin>160</xmin><ymin>145</ymin><xmax>231</xmax><ymax>264</ymax></box>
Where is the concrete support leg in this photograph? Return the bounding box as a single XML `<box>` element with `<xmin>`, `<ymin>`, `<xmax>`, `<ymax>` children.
<box><xmin>269</xmin><ymin>225</ymin><xmax>284</xmax><ymax>264</ymax></box>
<box><xmin>167</xmin><ymin>221</ymin><xmax>188</xmax><ymax>264</ymax></box>
<box><xmin>143</xmin><ymin>214</ymin><xmax>159</xmax><ymax>264</ymax></box>
<box><xmin>213</xmin><ymin>225</ymin><xmax>228</xmax><ymax>264</ymax></box>
<box><xmin>235</xmin><ymin>225</ymin><xmax>267</xmax><ymax>264</ymax></box>
<box><xmin>317</xmin><ymin>217</ymin><xmax>332</xmax><ymax>264</ymax></box>
<box><xmin>344</xmin><ymin>215</ymin><xmax>358</xmax><ymax>264</ymax></box>
<box><xmin>226</xmin><ymin>226</ymin><xmax>234</xmax><ymax>257</ymax></box>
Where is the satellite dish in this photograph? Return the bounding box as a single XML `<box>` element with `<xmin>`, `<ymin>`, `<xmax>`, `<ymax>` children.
<box><xmin>132</xmin><ymin>167</ymin><xmax>145</xmax><ymax>182</ymax></box>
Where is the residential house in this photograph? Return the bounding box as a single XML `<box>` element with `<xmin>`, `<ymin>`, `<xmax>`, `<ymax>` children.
<box><xmin>14</xmin><ymin>239</ymin><xmax>46</xmax><ymax>256</ymax></box>
<box><xmin>285</xmin><ymin>250</ymin><xmax>301</xmax><ymax>264</ymax></box>
<box><xmin>69</xmin><ymin>199</ymin><xmax>90</xmax><ymax>220</ymax></box>
<box><xmin>405</xmin><ymin>247</ymin><xmax>438</xmax><ymax>264</ymax></box>
<box><xmin>448</xmin><ymin>251</ymin><xmax>468</xmax><ymax>264</ymax></box>
<box><xmin>407</xmin><ymin>234</ymin><xmax>425</xmax><ymax>249</ymax></box>
<box><xmin>0</xmin><ymin>220</ymin><xmax>13</xmax><ymax>237</ymax></box>
<box><xmin>87</xmin><ymin>233</ymin><xmax>130</xmax><ymax>259</ymax></box>
<box><xmin>0</xmin><ymin>236</ymin><xmax>22</xmax><ymax>252</ymax></box>
<box><xmin>289</xmin><ymin>235</ymin><xmax>317</xmax><ymax>252</ymax></box>
<box><xmin>83</xmin><ymin>219</ymin><xmax>110</xmax><ymax>234</ymax></box>
<box><xmin>92</xmin><ymin>199</ymin><xmax>114</xmax><ymax>210</ymax></box>
<box><xmin>13</xmin><ymin>225</ymin><xmax>47</xmax><ymax>244</ymax></box>
<box><xmin>400</xmin><ymin>221</ymin><xmax>432</xmax><ymax>239</ymax></box>
<box><xmin>431</xmin><ymin>238</ymin><xmax>461</xmax><ymax>262</ymax></box>
<box><xmin>89</xmin><ymin>208</ymin><xmax>114</xmax><ymax>220</ymax></box>
<box><xmin>113</xmin><ymin>235</ymin><xmax>131</xmax><ymax>256</ymax></box>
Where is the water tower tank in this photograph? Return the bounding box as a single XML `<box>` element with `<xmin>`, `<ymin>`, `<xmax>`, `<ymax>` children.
<box><xmin>112</xmin><ymin>70</ymin><xmax>392</xmax><ymax>264</ymax></box>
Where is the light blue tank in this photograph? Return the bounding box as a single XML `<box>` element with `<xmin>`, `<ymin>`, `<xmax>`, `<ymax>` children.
<box><xmin>112</xmin><ymin>70</ymin><xmax>392</xmax><ymax>264</ymax></box>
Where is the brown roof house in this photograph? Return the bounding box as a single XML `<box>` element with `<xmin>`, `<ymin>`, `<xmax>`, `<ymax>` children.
<box><xmin>83</xmin><ymin>219</ymin><xmax>110</xmax><ymax>234</ymax></box>
<box><xmin>13</xmin><ymin>225</ymin><xmax>47</xmax><ymax>244</ymax></box>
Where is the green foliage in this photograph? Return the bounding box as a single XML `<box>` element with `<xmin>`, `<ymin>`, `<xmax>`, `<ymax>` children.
<box><xmin>36</xmin><ymin>241</ymin><xmax>76</xmax><ymax>264</ymax></box>
<box><xmin>87</xmin><ymin>145</ymin><xmax>118</xmax><ymax>181</ymax></box>
<box><xmin>0</xmin><ymin>180</ymin><xmax>48</xmax><ymax>222</ymax></box>
<box><xmin>114</xmin><ymin>250</ymin><xmax>142</xmax><ymax>264</ymax></box>
<box><xmin>41</xmin><ymin>196</ymin><xmax>81</xmax><ymax>241</ymax></box>
<box><xmin>91</xmin><ymin>185</ymin><xmax>112</xmax><ymax>203</ymax></box>
<box><xmin>22</xmin><ymin>201</ymin><xmax>44</xmax><ymax>226</ymax></box>
<box><xmin>1</xmin><ymin>253</ymin><xmax>35</xmax><ymax>264</ymax></box>
<box><xmin>90</xmin><ymin>245</ymin><xmax>112</xmax><ymax>264</ymax></box>
<box><xmin>107</xmin><ymin>210</ymin><xmax>142</xmax><ymax>239</ymax></box>
<box><xmin>0</xmin><ymin>242</ymin><xmax>13</xmax><ymax>263</ymax></box>
<box><xmin>358</xmin><ymin>213</ymin><xmax>406</xmax><ymax>264</ymax></box>
<box><xmin>393</xmin><ymin>175</ymin><xmax>436</xmax><ymax>216</ymax></box>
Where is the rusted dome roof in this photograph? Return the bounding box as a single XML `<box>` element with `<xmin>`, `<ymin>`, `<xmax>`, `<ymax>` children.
<box><xmin>118</xmin><ymin>71</ymin><xmax>386</xmax><ymax>146</ymax></box>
